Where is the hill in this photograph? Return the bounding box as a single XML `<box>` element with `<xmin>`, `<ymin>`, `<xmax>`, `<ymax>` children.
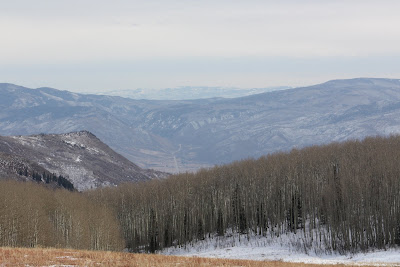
<box><xmin>0</xmin><ymin>150</ymin><xmax>73</xmax><ymax>190</ymax></box>
<box><xmin>1</xmin><ymin>78</ymin><xmax>400</xmax><ymax>172</ymax></box>
<box><xmin>0</xmin><ymin>131</ymin><xmax>167</xmax><ymax>191</ymax></box>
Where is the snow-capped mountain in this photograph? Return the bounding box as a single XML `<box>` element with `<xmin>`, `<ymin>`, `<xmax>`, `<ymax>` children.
<box><xmin>0</xmin><ymin>131</ymin><xmax>167</xmax><ymax>191</ymax></box>
<box><xmin>96</xmin><ymin>86</ymin><xmax>291</xmax><ymax>100</ymax></box>
<box><xmin>1</xmin><ymin>78</ymin><xmax>400</xmax><ymax>173</ymax></box>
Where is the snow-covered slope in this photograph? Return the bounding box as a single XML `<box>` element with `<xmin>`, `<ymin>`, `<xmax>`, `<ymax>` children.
<box><xmin>0</xmin><ymin>131</ymin><xmax>168</xmax><ymax>190</ymax></box>
<box><xmin>0</xmin><ymin>151</ymin><xmax>73</xmax><ymax>190</ymax></box>
<box><xmin>161</xmin><ymin>231</ymin><xmax>400</xmax><ymax>266</ymax></box>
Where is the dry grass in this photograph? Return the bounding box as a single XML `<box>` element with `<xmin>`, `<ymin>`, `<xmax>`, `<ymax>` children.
<box><xmin>0</xmin><ymin>247</ymin><xmax>394</xmax><ymax>267</ymax></box>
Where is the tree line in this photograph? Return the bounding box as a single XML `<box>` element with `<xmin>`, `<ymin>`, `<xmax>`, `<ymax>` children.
<box><xmin>0</xmin><ymin>180</ymin><xmax>122</xmax><ymax>250</ymax></box>
<box><xmin>88</xmin><ymin>135</ymin><xmax>400</xmax><ymax>253</ymax></box>
<box><xmin>1</xmin><ymin>135</ymin><xmax>400</xmax><ymax>254</ymax></box>
<box><xmin>18</xmin><ymin>169</ymin><xmax>74</xmax><ymax>191</ymax></box>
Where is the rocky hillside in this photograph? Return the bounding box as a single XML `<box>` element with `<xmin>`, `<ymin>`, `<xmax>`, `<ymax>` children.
<box><xmin>0</xmin><ymin>151</ymin><xmax>73</xmax><ymax>190</ymax></box>
<box><xmin>0</xmin><ymin>131</ymin><xmax>168</xmax><ymax>191</ymax></box>
<box><xmin>1</xmin><ymin>78</ymin><xmax>400</xmax><ymax>172</ymax></box>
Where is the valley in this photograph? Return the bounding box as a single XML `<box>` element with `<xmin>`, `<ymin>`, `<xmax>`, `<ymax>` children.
<box><xmin>1</xmin><ymin>79</ymin><xmax>400</xmax><ymax>265</ymax></box>
<box><xmin>2</xmin><ymin>1</ymin><xmax>400</xmax><ymax>265</ymax></box>
<box><xmin>2</xmin><ymin>78</ymin><xmax>400</xmax><ymax>173</ymax></box>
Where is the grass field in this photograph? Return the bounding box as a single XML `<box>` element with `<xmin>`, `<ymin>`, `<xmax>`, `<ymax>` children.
<box><xmin>0</xmin><ymin>247</ymin><xmax>396</xmax><ymax>267</ymax></box>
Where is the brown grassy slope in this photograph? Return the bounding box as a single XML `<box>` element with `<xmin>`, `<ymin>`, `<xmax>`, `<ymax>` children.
<box><xmin>0</xmin><ymin>247</ymin><xmax>391</xmax><ymax>267</ymax></box>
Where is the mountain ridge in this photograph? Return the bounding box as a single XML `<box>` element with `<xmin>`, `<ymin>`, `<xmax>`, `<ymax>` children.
<box><xmin>1</xmin><ymin>78</ymin><xmax>400</xmax><ymax>172</ymax></box>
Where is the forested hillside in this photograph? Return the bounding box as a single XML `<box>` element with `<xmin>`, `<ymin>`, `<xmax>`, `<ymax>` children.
<box><xmin>89</xmin><ymin>135</ymin><xmax>400</xmax><ymax>253</ymax></box>
<box><xmin>1</xmin><ymin>135</ymin><xmax>400</xmax><ymax>254</ymax></box>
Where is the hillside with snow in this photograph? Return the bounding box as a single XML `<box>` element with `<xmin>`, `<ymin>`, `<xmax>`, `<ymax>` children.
<box><xmin>0</xmin><ymin>131</ymin><xmax>168</xmax><ymax>190</ymax></box>
<box><xmin>2</xmin><ymin>78</ymin><xmax>400</xmax><ymax>173</ymax></box>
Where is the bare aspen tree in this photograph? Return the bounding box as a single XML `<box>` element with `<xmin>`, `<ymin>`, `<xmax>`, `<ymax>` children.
<box><xmin>87</xmin><ymin>135</ymin><xmax>400</xmax><ymax>253</ymax></box>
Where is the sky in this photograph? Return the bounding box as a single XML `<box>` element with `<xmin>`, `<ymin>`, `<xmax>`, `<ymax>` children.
<box><xmin>1</xmin><ymin>0</ymin><xmax>400</xmax><ymax>93</ymax></box>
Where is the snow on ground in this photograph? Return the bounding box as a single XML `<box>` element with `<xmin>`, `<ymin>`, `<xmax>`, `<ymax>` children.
<box><xmin>160</xmin><ymin>230</ymin><xmax>400</xmax><ymax>266</ymax></box>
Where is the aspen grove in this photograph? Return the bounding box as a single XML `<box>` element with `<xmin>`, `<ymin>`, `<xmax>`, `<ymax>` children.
<box><xmin>1</xmin><ymin>135</ymin><xmax>400</xmax><ymax>254</ymax></box>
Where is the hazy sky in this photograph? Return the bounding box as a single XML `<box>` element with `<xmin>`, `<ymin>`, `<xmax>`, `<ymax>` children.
<box><xmin>1</xmin><ymin>0</ymin><xmax>400</xmax><ymax>92</ymax></box>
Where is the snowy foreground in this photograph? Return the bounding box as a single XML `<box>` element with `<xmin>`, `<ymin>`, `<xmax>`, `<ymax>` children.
<box><xmin>160</xmin><ymin>231</ymin><xmax>400</xmax><ymax>266</ymax></box>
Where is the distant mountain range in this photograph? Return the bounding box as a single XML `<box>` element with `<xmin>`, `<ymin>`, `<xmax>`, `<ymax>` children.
<box><xmin>0</xmin><ymin>131</ymin><xmax>167</xmax><ymax>191</ymax></box>
<box><xmin>1</xmin><ymin>78</ymin><xmax>400</xmax><ymax>173</ymax></box>
<box><xmin>95</xmin><ymin>86</ymin><xmax>291</xmax><ymax>100</ymax></box>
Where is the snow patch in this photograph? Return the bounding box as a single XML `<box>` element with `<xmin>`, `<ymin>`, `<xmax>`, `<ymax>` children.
<box><xmin>160</xmin><ymin>231</ymin><xmax>400</xmax><ymax>266</ymax></box>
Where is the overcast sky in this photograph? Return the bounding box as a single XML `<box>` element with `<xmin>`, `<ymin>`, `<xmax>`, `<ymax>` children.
<box><xmin>1</xmin><ymin>0</ymin><xmax>400</xmax><ymax>92</ymax></box>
